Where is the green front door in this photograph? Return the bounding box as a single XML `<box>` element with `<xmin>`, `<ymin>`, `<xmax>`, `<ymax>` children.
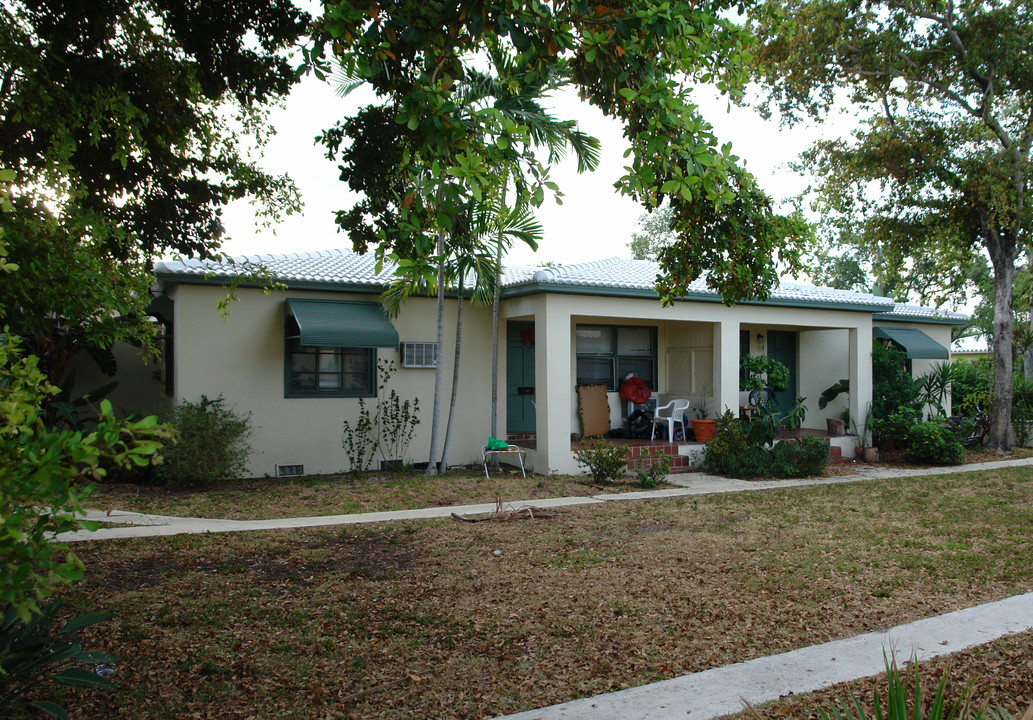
<box><xmin>767</xmin><ymin>330</ymin><xmax>798</xmax><ymax>417</ymax></box>
<box><xmin>506</xmin><ymin>322</ymin><xmax>536</xmax><ymax>433</ymax></box>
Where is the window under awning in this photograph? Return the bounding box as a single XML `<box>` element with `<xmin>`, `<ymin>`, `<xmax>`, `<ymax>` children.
<box><xmin>873</xmin><ymin>326</ymin><xmax>949</xmax><ymax>360</ymax></box>
<box><xmin>285</xmin><ymin>298</ymin><xmax>398</xmax><ymax>348</ymax></box>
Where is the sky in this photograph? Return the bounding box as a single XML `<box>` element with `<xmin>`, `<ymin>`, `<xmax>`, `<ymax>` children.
<box><xmin>219</xmin><ymin>72</ymin><xmax>845</xmax><ymax>269</ymax></box>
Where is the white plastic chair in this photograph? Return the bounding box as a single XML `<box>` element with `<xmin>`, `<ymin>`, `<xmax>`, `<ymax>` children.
<box><xmin>651</xmin><ymin>399</ymin><xmax>691</xmax><ymax>441</ymax></box>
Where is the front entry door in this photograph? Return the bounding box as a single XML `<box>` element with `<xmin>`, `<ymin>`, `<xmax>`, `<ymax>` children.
<box><xmin>506</xmin><ymin>322</ymin><xmax>536</xmax><ymax>433</ymax></box>
<box><xmin>767</xmin><ymin>330</ymin><xmax>798</xmax><ymax>417</ymax></box>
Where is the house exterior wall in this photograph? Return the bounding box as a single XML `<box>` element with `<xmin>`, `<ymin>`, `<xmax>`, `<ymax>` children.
<box><xmin>168</xmin><ymin>284</ymin><xmax>495</xmax><ymax>478</ymax></box>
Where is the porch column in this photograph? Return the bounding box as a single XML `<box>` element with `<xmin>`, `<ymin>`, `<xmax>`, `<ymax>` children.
<box><xmin>714</xmin><ymin>320</ymin><xmax>740</xmax><ymax>419</ymax></box>
<box><xmin>849</xmin><ymin>326</ymin><xmax>873</xmax><ymax>433</ymax></box>
<box><xmin>536</xmin><ymin>296</ymin><xmax>573</xmax><ymax>475</ymax></box>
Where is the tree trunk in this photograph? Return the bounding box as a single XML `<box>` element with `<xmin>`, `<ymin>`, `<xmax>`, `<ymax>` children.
<box><xmin>490</xmin><ymin>250</ymin><xmax>501</xmax><ymax>441</ymax></box>
<box><xmin>439</xmin><ymin>276</ymin><xmax>464</xmax><ymax>473</ymax></box>
<box><xmin>425</xmin><ymin>234</ymin><xmax>446</xmax><ymax>476</ymax></box>
<box><xmin>986</xmin><ymin>240</ymin><xmax>1017</xmax><ymax>453</ymax></box>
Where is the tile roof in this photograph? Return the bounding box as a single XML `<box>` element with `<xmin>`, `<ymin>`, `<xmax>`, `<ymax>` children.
<box><xmin>952</xmin><ymin>336</ymin><xmax>989</xmax><ymax>354</ymax></box>
<box><xmin>156</xmin><ymin>249</ymin><xmax>967</xmax><ymax>318</ymax></box>
<box><xmin>873</xmin><ymin>302</ymin><xmax>969</xmax><ymax>324</ymax></box>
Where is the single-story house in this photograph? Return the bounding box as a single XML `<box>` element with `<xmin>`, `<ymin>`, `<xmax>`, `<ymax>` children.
<box><xmin>98</xmin><ymin>249</ymin><xmax>968</xmax><ymax>477</ymax></box>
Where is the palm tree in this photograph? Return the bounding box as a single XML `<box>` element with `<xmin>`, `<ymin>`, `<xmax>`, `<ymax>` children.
<box><xmin>377</xmin><ymin>45</ymin><xmax>601</xmax><ymax>476</ymax></box>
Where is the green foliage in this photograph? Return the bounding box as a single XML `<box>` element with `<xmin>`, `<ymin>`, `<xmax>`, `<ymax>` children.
<box><xmin>316</xmin><ymin>0</ymin><xmax>806</xmax><ymax>306</ymax></box>
<box><xmin>1012</xmin><ymin>374</ymin><xmax>1033</xmax><ymax>446</ymax></box>
<box><xmin>873</xmin><ymin>407</ymin><xmax>920</xmax><ymax>452</ymax></box>
<box><xmin>906</xmin><ymin>422</ymin><xmax>965</xmax><ymax>466</ymax></box>
<box><xmin>704</xmin><ymin>409</ymin><xmax>830</xmax><ymax>479</ymax></box>
<box><xmin>819</xmin><ymin>378</ymin><xmax>850</xmax><ymax>410</ymax></box>
<box><xmin>918</xmin><ymin>362</ymin><xmax>960</xmax><ymax>418</ymax></box>
<box><xmin>341</xmin><ymin>402</ymin><xmax>376</xmax><ymax>474</ymax></box>
<box><xmin>949</xmin><ymin>358</ymin><xmax>991</xmax><ymax>419</ymax></box>
<box><xmin>637</xmin><ymin>451</ymin><xmax>671</xmax><ymax>489</ymax></box>
<box><xmin>872</xmin><ymin>342</ymin><xmax>922</xmax><ymax>422</ymax></box>
<box><xmin>0</xmin><ymin>334</ymin><xmax>170</xmax><ymax>620</ymax></box>
<box><xmin>1</xmin><ymin>599</ymin><xmax>116</xmax><ymax>719</ymax></box>
<box><xmin>746</xmin><ymin>403</ymin><xmax>782</xmax><ymax>447</ymax></box>
<box><xmin>341</xmin><ymin>361</ymin><xmax>422</xmax><ymax>472</ymax></box>
<box><xmin>740</xmin><ymin>355</ymin><xmax>790</xmax><ymax>392</ymax></box>
<box><xmin>574</xmin><ymin>440</ymin><xmax>630</xmax><ymax>484</ymax></box>
<box><xmin>752</xmin><ymin>0</ymin><xmax>1033</xmax><ymax>449</ymax></box>
<box><xmin>1</xmin><ymin>0</ymin><xmax>307</xmax><ymax>262</ymax></box>
<box><xmin>156</xmin><ymin>395</ymin><xmax>252</xmax><ymax>487</ymax></box>
<box><xmin>815</xmin><ymin>654</ymin><xmax>973</xmax><ymax>720</ymax></box>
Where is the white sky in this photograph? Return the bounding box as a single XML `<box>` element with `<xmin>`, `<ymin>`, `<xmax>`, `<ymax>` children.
<box><xmin>219</xmin><ymin>74</ymin><xmax>845</xmax><ymax>268</ymax></box>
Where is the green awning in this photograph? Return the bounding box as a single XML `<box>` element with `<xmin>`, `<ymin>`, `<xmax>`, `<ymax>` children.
<box><xmin>873</xmin><ymin>326</ymin><xmax>948</xmax><ymax>359</ymax></box>
<box><xmin>286</xmin><ymin>299</ymin><xmax>398</xmax><ymax>348</ymax></box>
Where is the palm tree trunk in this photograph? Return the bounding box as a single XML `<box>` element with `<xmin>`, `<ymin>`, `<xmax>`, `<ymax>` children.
<box><xmin>425</xmin><ymin>232</ymin><xmax>446</xmax><ymax>476</ymax></box>
<box><xmin>490</xmin><ymin>244</ymin><xmax>501</xmax><ymax>440</ymax></box>
<box><xmin>439</xmin><ymin>274</ymin><xmax>464</xmax><ymax>473</ymax></box>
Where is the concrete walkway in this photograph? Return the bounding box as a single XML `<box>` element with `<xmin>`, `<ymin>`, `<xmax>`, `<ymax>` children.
<box><xmin>58</xmin><ymin>457</ymin><xmax>1033</xmax><ymax>720</ymax></box>
<box><xmin>497</xmin><ymin>592</ymin><xmax>1033</xmax><ymax>720</ymax></box>
<box><xmin>60</xmin><ymin>456</ymin><xmax>1033</xmax><ymax>543</ymax></box>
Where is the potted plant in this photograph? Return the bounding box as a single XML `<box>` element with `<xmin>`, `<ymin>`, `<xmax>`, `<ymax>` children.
<box><xmin>690</xmin><ymin>390</ymin><xmax>717</xmax><ymax>442</ymax></box>
<box><xmin>818</xmin><ymin>378</ymin><xmax>849</xmax><ymax>436</ymax></box>
<box><xmin>739</xmin><ymin>355</ymin><xmax>790</xmax><ymax>407</ymax></box>
<box><xmin>853</xmin><ymin>403</ymin><xmax>878</xmax><ymax>462</ymax></box>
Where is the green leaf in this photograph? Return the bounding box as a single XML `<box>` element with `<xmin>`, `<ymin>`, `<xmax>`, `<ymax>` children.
<box><xmin>56</xmin><ymin>666</ymin><xmax>116</xmax><ymax>689</ymax></box>
<box><xmin>30</xmin><ymin>701</ymin><xmax>69</xmax><ymax>720</ymax></box>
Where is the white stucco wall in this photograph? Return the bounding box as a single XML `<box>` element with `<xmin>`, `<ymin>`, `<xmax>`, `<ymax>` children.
<box><xmin>169</xmin><ymin>284</ymin><xmax>495</xmax><ymax>478</ymax></box>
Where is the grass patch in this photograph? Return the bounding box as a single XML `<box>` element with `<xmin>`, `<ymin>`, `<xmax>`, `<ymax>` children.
<box><xmin>85</xmin><ymin>469</ymin><xmax>659</xmax><ymax>521</ymax></box>
<box><xmin>39</xmin><ymin>466</ymin><xmax>1033</xmax><ymax>719</ymax></box>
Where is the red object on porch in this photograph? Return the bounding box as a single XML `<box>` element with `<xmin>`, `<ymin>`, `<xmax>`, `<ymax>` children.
<box><xmin>619</xmin><ymin>375</ymin><xmax>651</xmax><ymax>405</ymax></box>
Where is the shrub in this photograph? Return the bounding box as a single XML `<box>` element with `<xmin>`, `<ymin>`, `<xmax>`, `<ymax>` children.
<box><xmin>703</xmin><ymin>410</ymin><xmax>748</xmax><ymax>475</ymax></box>
<box><xmin>951</xmin><ymin>357</ymin><xmax>991</xmax><ymax>418</ymax></box>
<box><xmin>873</xmin><ymin>407</ymin><xmax>920</xmax><ymax>451</ymax></box>
<box><xmin>157</xmin><ymin>395</ymin><xmax>252</xmax><ymax>486</ymax></box>
<box><xmin>637</xmin><ymin>450</ymin><xmax>671</xmax><ymax>488</ymax></box>
<box><xmin>1</xmin><ymin>335</ymin><xmax>169</xmax><ymax>619</ymax></box>
<box><xmin>872</xmin><ymin>341</ymin><xmax>922</xmax><ymax>421</ymax></box>
<box><xmin>1</xmin><ymin>599</ymin><xmax>116</xmax><ymax>719</ymax></box>
<box><xmin>341</xmin><ymin>361</ymin><xmax>421</xmax><ymax>472</ymax></box>
<box><xmin>705</xmin><ymin>410</ymin><xmax>830</xmax><ymax>479</ymax></box>
<box><xmin>783</xmin><ymin>436</ymin><xmax>832</xmax><ymax>477</ymax></box>
<box><xmin>574</xmin><ymin>440</ymin><xmax>629</xmax><ymax>483</ymax></box>
<box><xmin>906</xmin><ymin>422</ymin><xmax>965</xmax><ymax>465</ymax></box>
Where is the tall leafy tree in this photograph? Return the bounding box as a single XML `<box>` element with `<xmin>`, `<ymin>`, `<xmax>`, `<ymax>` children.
<box><xmin>752</xmin><ymin>0</ymin><xmax>1033</xmax><ymax>451</ymax></box>
<box><xmin>311</xmin><ymin>0</ymin><xmax>806</xmax><ymax>308</ymax></box>
<box><xmin>0</xmin><ymin>0</ymin><xmax>308</xmax><ymax>374</ymax></box>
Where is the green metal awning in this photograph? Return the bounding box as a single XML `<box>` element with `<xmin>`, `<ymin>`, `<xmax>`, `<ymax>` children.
<box><xmin>873</xmin><ymin>326</ymin><xmax>949</xmax><ymax>359</ymax></box>
<box><xmin>285</xmin><ymin>299</ymin><xmax>398</xmax><ymax>348</ymax></box>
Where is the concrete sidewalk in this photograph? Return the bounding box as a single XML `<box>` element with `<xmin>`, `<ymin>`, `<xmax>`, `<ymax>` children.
<box><xmin>60</xmin><ymin>456</ymin><xmax>1033</xmax><ymax>543</ymax></box>
<box><xmin>497</xmin><ymin>592</ymin><xmax>1033</xmax><ymax>720</ymax></box>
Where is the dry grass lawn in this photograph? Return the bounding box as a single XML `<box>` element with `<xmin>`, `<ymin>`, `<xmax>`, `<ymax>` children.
<box><xmin>41</xmin><ymin>464</ymin><xmax>1033</xmax><ymax>719</ymax></box>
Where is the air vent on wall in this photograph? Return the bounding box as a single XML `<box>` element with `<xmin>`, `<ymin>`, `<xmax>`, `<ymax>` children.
<box><xmin>276</xmin><ymin>464</ymin><xmax>304</xmax><ymax>478</ymax></box>
<box><xmin>400</xmin><ymin>341</ymin><xmax>437</xmax><ymax>368</ymax></box>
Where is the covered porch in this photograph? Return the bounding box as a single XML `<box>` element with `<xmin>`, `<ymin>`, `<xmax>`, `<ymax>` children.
<box><xmin>498</xmin><ymin>290</ymin><xmax>876</xmax><ymax>476</ymax></box>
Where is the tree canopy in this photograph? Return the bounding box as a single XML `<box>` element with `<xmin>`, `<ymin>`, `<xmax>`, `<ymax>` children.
<box><xmin>1</xmin><ymin>0</ymin><xmax>309</xmax><ymax>263</ymax></box>
<box><xmin>751</xmin><ymin>0</ymin><xmax>1033</xmax><ymax>450</ymax></box>
<box><xmin>311</xmin><ymin>0</ymin><xmax>806</xmax><ymax>305</ymax></box>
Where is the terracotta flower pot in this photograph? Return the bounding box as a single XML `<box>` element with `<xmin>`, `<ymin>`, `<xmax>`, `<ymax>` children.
<box><xmin>691</xmin><ymin>419</ymin><xmax>717</xmax><ymax>442</ymax></box>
